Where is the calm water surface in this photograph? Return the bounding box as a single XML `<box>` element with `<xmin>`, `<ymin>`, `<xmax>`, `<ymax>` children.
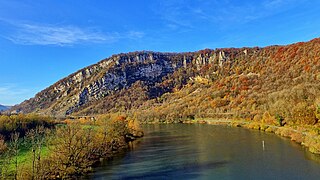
<box><xmin>92</xmin><ymin>124</ymin><xmax>320</xmax><ymax>179</ymax></box>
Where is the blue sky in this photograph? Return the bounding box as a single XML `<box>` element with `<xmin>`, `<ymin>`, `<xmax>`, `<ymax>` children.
<box><xmin>0</xmin><ymin>0</ymin><xmax>320</xmax><ymax>105</ymax></box>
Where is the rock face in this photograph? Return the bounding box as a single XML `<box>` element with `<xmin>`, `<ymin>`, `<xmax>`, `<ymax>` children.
<box><xmin>12</xmin><ymin>49</ymin><xmax>241</xmax><ymax>116</ymax></box>
<box><xmin>64</xmin><ymin>52</ymin><xmax>190</xmax><ymax>115</ymax></box>
<box><xmin>11</xmin><ymin>38</ymin><xmax>320</xmax><ymax>117</ymax></box>
<box><xmin>9</xmin><ymin>48</ymin><xmax>257</xmax><ymax>116</ymax></box>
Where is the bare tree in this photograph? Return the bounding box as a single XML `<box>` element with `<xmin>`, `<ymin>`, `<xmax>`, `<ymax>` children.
<box><xmin>0</xmin><ymin>135</ymin><xmax>10</xmax><ymax>179</ymax></box>
<box><xmin>26</xmin><ymin>126</ymin><xmax>47</xmax><ymax>180</ymax></box>
<box><xmin>46</xmin><ymin>124</ymin><xmax>96</xmax><ymax>178</ymax></box>
<box><xmin>10</xmin><ymin>132</ymin><xmax>20</xmax><ymax>180</ymax></box>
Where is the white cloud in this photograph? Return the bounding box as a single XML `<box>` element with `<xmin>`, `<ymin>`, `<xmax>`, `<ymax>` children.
<box><xmin>155</xmin><ymin>0</ymin><xmax>306</xmax><ymax>29</ymax></box>
<box><xmin>7</xmin><ymin>24</ymin><xmax>113</xmax><ymax>46</ymax></box>
<box><xmin>0</xmin><ymin>86</ymin><xmax>26</xmax><ymax>95</ymax></box>
<box><xmin>264</xmin><ymin>0</ymin><xmax>286</xmax><ymax>9</ymax></box>
<box><xmin>126</xmin><ymin>31</ymin><xmax>145</xmax><ymax>39</ymax></box>
<box><xmin>5</xmin><ymin>23</ymin><xmax>145</xmax><ymax>46</ymax></box>
<box><xmin>154</xmin><ymin>0</ymin><xmax>195</xmax><ymax>30</ymax></box>
<box><xmin>0</xmin><ymin>84</ymin><xmax>33</xmax><ymax>105</ymax></box>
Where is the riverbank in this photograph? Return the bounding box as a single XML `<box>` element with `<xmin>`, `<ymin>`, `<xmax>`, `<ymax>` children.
<box><xmin>0</xmin><ymin>114</ymin><xmax>144</xmax><ymax>179</ymax></box>
<box><xmin>183</xmin><ymin>118</ymin><xmax>320</xmax><ymax>155</ymax></box>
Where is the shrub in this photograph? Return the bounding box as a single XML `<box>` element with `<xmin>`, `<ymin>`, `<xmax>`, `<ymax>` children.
<box><xmin>275</xmin><ymin>114</ymin><xmax>284</xmax><ymax>126</ymax></box>
<box><xmin>262</xmin><ymin>111</ymin><xmax>277</xmax><ymax>125</ymax></box>
<box><xmin>0</xmin><ymin>135</ymin><xmax>7</xmax><ymax>154</ymax></box>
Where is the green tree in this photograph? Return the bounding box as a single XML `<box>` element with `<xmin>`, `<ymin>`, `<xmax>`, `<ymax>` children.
<box><xmin>275</xmin><ymin>114</ymin><xmax>284</xmax><ymax>126</ymax></box>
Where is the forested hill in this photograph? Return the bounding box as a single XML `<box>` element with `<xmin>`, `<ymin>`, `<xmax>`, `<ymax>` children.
<box><xmin>11</xmin><ymin>38</ymin><xmax>320</xmax><ymax>125</ymax></box>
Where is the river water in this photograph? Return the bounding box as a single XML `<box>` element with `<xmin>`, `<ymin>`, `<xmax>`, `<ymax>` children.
<box><xmin>91</xmin><ymin>124</ymin><xmax>320</xmax><ymax>179</ymax></box>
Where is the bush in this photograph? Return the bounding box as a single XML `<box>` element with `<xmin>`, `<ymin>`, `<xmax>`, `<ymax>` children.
<box><xmin>262</xmin><ymin>111</ymin><xmax>277</xmax><ymax>125</ymax></box>
<box><xmin>0</xmin><ymin>135</ymin><xmax>7</xmax><ymax>154</ymax></box>
<box><xmin>275</xmin><ymin>114</ymin><xmax>284</xmax><ymax>126</ymax></box>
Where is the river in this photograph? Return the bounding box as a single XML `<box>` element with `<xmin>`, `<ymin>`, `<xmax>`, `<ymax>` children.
<box><xmin>91</xmin><ymin>124</ymin><xmax>320</xmax><ymax>179</ymax></box>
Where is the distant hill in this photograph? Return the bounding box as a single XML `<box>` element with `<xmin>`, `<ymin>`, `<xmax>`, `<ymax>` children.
<box><xmin>11</xmin><ymin>38</ymin><xmax>320</xmax><ymax>125</ymax></box>
<box><xmin>0</xmin><ymin>104</ymin><xmax>11</xmax><ymax>111</ymax></box>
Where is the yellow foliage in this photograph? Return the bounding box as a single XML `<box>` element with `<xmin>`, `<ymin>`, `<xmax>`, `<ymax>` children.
<box><xmin>194</xmin><ymin>76</ymin><xmax>210</xmax><ymax>85</ymax></box>
<box><xmin>262</xmin><ymin>111</ymin><xmax>277</xmax><ymax>125</ymax></box>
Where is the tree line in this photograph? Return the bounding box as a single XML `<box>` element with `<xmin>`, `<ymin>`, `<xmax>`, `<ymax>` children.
<box><xmin>0</xmin><ymin>114</ymin><xmax>143</xmax><ymax>179</ymax></box>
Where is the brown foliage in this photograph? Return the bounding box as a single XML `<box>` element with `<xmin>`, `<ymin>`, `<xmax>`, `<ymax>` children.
<box><xmin>33</xmin><ymin>114</ymin><xmax>141</xmax><ymax>179</ymax></box>
<box><xmin>0</xmin><ymin>114</ymin><xmax>55</xmax><ymax>139</ymax></box>
<box><xmin>0</xmin><ymin>135</ymin><xmax>7</xmax><ymax>154</ymax></box>
<box><xmin>44</xmin><ymin>124</ymin><xmax>97</xmax><ymax>178</ymax></box>
<box><xmin>9</xmin><ymin>38</ymin><xmax>320</xmax><ymax>126</ymax></box>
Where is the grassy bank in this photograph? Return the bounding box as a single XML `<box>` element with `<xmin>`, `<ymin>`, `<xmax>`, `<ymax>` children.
<box><xmin>0</xmin><ymin>144</ymin><xmax>51</xmax><ymax>177</ymax></box>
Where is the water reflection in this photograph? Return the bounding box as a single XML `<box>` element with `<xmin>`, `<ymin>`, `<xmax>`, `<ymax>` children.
<box><xmin>109</xmin><ymin>161</ymin><xmax>228</xmax><ymax>180</ymax></box>
<box><xmin>92</xmin><ymin>124</ymin><xmax>320</xmax><ymax>180</ymax></box>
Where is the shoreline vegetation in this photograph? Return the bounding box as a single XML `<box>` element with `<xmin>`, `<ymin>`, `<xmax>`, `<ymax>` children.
<box><xmin>0</xmin><ymin>114</ymin><xmax>143</xmax><ymax>179</ymax></box>
<box><xmin>1</xmin><ymin>113</ymin><xmax>320</xmax><ymax>179</ymax></box>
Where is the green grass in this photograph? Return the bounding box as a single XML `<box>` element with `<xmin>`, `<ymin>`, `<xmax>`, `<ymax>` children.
<box><xmin>15</xmin><ymin>146</ymin><xmax>50</xmax><ymax>167</ymax></box>
<box><xmin>0</xmin><ymin>140</ymin><xmax>51</xmax><ymax>175</ymax></box>
<box><xmin>1</xmin><ymin>124</ymin><xmax>96</xmax><ymax>175</ymax></box>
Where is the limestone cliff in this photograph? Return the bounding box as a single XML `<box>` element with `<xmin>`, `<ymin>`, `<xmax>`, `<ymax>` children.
<box><xmin>11</xmin><ymin>50</ymin><xmax>240</xmax><ymax>116</ymax></box>
<box><xmin>10</xmin><ymin>38</ymin><xmax>320</xmax><ymax>118</ymax></box>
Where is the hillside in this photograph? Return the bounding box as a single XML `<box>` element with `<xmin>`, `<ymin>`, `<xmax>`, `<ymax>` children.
<box><xmin>11</xmin><ymin>38</ymin><xmax>320</xmax><ymax>125</ymax></box>
<box><xmin>0</xmin><ymin>105</ymin><xmax>10</xmax><ymax>111</ymax></box>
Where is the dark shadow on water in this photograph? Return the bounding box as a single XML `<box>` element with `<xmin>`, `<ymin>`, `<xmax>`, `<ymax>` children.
<box><xmin>94</xmin><ymin>160</ymin><xmax>228</xmax><ymax>180</ymax></box>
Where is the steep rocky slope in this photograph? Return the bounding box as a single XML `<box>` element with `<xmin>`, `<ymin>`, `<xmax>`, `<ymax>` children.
<box><xmin>11</xmin><ymin>52</ymin><xmax>195</xmax><ymax>116</ymax></box>
<box><xmin>11</xmin><ymin>38</ymin><xmax>320</xmax><ymax>124</ymax></box>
